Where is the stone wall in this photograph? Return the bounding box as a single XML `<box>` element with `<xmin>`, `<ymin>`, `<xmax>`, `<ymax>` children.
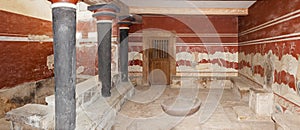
<box><xmin>238</xmin><ymin>0</ymin><xmax>300</xmax><ymax>114</ymax></box>
<box><xmin>0</xmin><ymin>8</ymin><xmax>53</xmax><ymax>119</ymax></box>
<box><xmin>0</xmin><ymin>77</ymin><xmax>54</xmax><ymax>118</ymax></box>
<box><xmin>0</xmin><ymin>10</ymin><xmax>54</xmax><ymax>89</ymax></box>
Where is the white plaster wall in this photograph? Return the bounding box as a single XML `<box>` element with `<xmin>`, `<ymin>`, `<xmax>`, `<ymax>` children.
<box><xmin>129</xmin><ymin>52</ymin><xmax>143</xmax><ymax>60</ymax></box>
<box><xmin>0</xmin><ymin>0</ymin><xmax>52</xmax><ymax>21</ymax></box>
<box><xmin>176</xmin><ymin>51</ymin><xmax>238</xmax><ymax>63</ymax></box>
<box><xmin>77</xmin><ymin>2</ymin><xmax>94</xmax><ymax>21</ymax></box>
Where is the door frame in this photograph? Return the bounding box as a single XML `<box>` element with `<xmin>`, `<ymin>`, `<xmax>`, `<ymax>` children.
<box><xmin>142</xmin><ymin>30</ymin><xmax>176</xmax><ymax>85</ymax></box>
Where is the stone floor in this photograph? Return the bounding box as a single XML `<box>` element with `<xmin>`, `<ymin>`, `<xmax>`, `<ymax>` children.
<box><xmin>113</xmin><ymin>85</ymin><xmax>275</xmax><ymax>130</ymax></box>
<box><xmin>0</xmin><ymin>79</ymin><xmax>276</xmax><ymax>130</ymax></box>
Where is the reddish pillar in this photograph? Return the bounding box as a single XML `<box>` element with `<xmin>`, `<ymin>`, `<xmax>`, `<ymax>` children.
<box><xmin>49</xmin><ymin>0</ymin><xmax>78</xmax><ymax>129</ymax></box>
<box><xmin>88</xmin><ymin>4</ymin><xmax>120</xmax><ymax>97</ymax></box>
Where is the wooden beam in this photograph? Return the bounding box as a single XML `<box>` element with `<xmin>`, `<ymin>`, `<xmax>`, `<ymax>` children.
<box><xmin>129</xmin><ymin>7</ymin><xmax>248</xmax><ymax>15</ymax></box>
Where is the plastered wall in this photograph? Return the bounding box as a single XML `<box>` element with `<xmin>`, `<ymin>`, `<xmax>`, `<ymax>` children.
<box><xmin>238</xmin><ymin>0</ymin><xmax>300</xmax><ymax>114</ymax></box>
<box><xmin>0</xmin><ymin>0</ymin><xmax>52</xmax><ymax>21</ymax></box>
<box><xmin>128</xmin><ymin>15</ymin><xmax>239</xmax><ymax>77</ymax></box>
<box><xmin>0</xmin><ymin>10</ymin><xmax>53</xmax><ymax>89</ymax></box>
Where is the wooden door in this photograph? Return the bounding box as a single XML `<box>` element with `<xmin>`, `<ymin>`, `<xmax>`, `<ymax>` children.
<box><xmin>149</xmin><ymin>39</ymin><xmax>170</xmax><ymax>85</ymax></box>
<box><xmin>142</xmin><ymin>31</ymin><xmax>176</xmax><ymax>86</ymax></box>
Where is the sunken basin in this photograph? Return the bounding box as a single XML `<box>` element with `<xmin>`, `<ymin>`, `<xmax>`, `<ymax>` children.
<box><xmin>161</xmin><ymin>97</ymin><xmax>201</xmax><ymax>116</ymax></box>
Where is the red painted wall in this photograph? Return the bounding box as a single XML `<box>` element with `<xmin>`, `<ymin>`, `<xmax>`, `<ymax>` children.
<box><xmin>0</xmin><ymin>41</ymin><xmax>54</xmax><ymax>89</ymax></box>
<box><xmin>140</xmin><ymin>15</ymin><xmax>237</xmax><ymax>33</ymax></box>
<box><xmin>129</xmin><ymin>15</ymin><xmax>239</xmax><ymax>71</ymax></box>
<box><xmin>76</xmin><ymin>43</ymin><xmax>98</xmax><ymax>75</ymax></box>
<box><xmin>0</xmin><ymin>10</ymin><xmax>52</xmax><ymax>37</ymax></box>
<box><xmin>0</xmin><ymin>10</ymin><xmax>54</xmax><ymax>89</ymax></box>
<box><xmin>239</xmin><ymin>0</ymin><xmax>300</xmax><ymax>113</ymax></box>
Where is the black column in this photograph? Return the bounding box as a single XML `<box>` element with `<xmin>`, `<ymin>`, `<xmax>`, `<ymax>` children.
<box><xmin>97</xmin><ymin>22</ymin><xmax>112</xmax><ymax>97</ymax></box>
<box><xmin>52</xmin><ymin>5</ymin><xmax>76</xmax><ymax>130</ymax></box>
<box><xmin>119</xmin><ymin>28</ymin><xmax>129</xmax><ymax>82</ymax></box>
<box><xmin>88</xmin><ymin>4</ymin><xmax>119</xmax><ymax>97</ymax></box>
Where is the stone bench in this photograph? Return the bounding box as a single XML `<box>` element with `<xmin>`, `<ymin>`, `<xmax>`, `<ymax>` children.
<box><xmin>170</xmin><ymin>75</ymin><xmax>263</xmax><ymax>102</ymax></box>
<box><xmin>5</xmin><ymin>76</ymin><xmax>134</xmax><ymax>130</ymax></box>
<box><xmin>231</xmin><ymin>76</ymin><xmax>263</xmax><ymax>101</ymax></box>
<box><xmin>170</xmin><ymin>75</ymin><xmax>235</xmax><ymax>89</ymax></box>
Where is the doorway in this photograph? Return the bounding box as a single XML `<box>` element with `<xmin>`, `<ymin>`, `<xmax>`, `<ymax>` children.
<box><xmin>142</xmin><ymin>31</ymin><xmax>176</xmax><ymax>85</ymax></box>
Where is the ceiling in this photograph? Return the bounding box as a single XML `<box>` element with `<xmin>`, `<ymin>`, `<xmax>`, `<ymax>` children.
<box><xmin>120</xmin><ymin>0</ymin><xmax>256</xmax><ymax>8</ymax></box>
<box><xmin>83</xmin><ymin>0</ymin><xmax>256</xmax><ymax>15</ymax></box>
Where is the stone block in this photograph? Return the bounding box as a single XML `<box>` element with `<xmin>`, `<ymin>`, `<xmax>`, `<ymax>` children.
<box><xmin>249</xmin><ymin>88</ymin><xmax>273</xmax><ymax>116</ymax></box>
<box><xmin>0</xmin><ymin>77</ymin><xmax>55</xmax><ymax>118</ymax></box>
<box><xmin>5</xmin><ymin>104</ymin><xmax>53</xmax><ymax>129</ymax></box>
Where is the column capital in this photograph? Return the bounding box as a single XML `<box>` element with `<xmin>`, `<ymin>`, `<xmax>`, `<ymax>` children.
<box><xmin>118</xmin><ymin>15</ymin><xmax>134</xmax><ymax>29</ymax></box>
<box><xmin>88</xmin><ymin>4</ymin><xmax>120</xmax><ymax>22</ymax></box>
<box><xmin>48</xmin><ymin>0</ymin><xmax>78</xmax><ymax>4</ymax></box>
<box><xmin>118</xmin><ymin>21</ymin><xmax>132</xmax><ymax>29</ymax></box>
